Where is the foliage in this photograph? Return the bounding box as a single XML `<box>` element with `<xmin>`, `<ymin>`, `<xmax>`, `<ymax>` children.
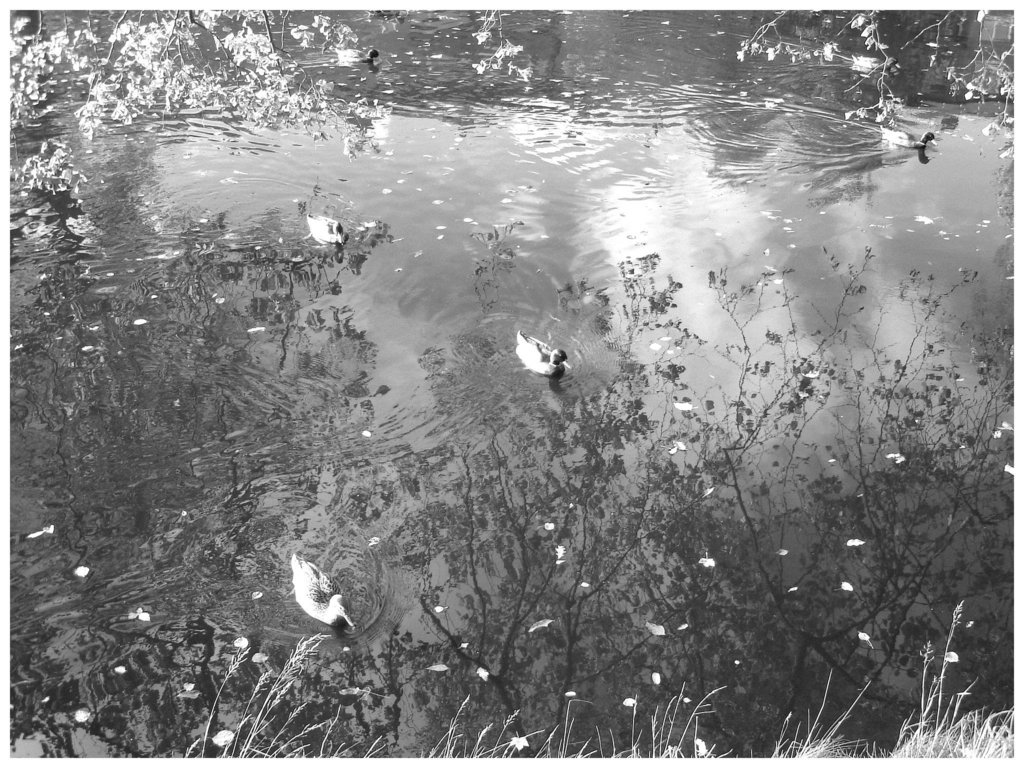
<box><xmin>472</xmin><ymin>11</ymin><xmax>531</xmax><ymax>80</ymax></box>
<box><xmin>13</xmin><ymin>139</ymin><xmax>88</xmax><ymax>195</ymax></box>
<box><xmin>739</xmin><ymin>10</ymin><xmax>1014</xmax><ymax>130</ymax></box>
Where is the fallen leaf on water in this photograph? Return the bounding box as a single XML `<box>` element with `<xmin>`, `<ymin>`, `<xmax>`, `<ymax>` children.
<box><xmin>74</xmin><ymin>566</ymin><xmax>90</xmax><ymax>578</ymax></box>
<box><xmin>252</xmin><ymin>653</ymin><xmax>269</xmax><ymax>663</ymax></box>
<box><xmin>510</xmin><ymin>735</ymin><xmax>529</xmax><ymax>752</ymax></box>
<box><xmin>73</xmin><ymin>708</ymin><xmax>91</xmax><ymax>723</ymax></box>
<box><xmin>645</xmin><ymin>621</ymin><xmax>666</xmax><ymax>636</ymax></box>
<box><xmin>543</xmin><ymin>522</ymin><xmax>555</xmax><ymax>531</ymax></box>
<box><xmin>426</xmin><ymin>663</ymin><xmax>449</xmax><ymax>672</ymax></box>
<box><xmin>233</xmin><ymin>637</ymin><xmax>249</xmax><ymax>649</ymax></box>
<box><xmin>361</xmin><ymin>430</ymin><xmax>372</xmax><ymax>438</ymax></box>
<box><xmin>27</xmin><ymin>525</ymin><xmax>55</xmax><ymax>539</ymax></box>
<box><xmin>623</xmin><ymin>697</ymin><xmax>637</xmax><ymax>708</ymax></box>
<box><xmin>476</xmin><ymin>667</ymin><xmax>490</xmax><ymax>681</ymax></box>
<box><xmin>840</xmin><ymin>581</ymin><xmax>854</xmax><ymax>592</ymax></box>
<box><xmin>914</xmin><ymin>215</ymin><xmax>935</xmax><ymax>225</ymax></box>
<box><xmin>674</xmin><ymin>401</ymin><xmax>694</xmax><ymax>411</ymax></box>
<box><xmin>788</xmin><ymin>586</ymin><xmax>798</xmax><ymax>593</ymax></box>
<box><xmin>846</xmin><ymin>538</ymin><xmax>866</xmax><ymax>547</ymax></box>
<box><xmin>580</xmin><ymin>581</ymin><xmax>590</xmax><ymax>588</ymax></box>
<box><xmin>857</xmin><ymin>631</ymin><xmax>873</xmax><ymax>648</ymax></box>
<box><xmin>251</xmin><ymin>591</ymin><xmax>263</xmax><ymax>600</ymax></box>
<box><xmin>113</xmin><ymin>665</ymin><xmax>127</xmax><ymax>675</ymax></box>
<box><xmin>944</xmin><ymin>652</ymin><xmax>960</xmax><ymax>663</ymax></box>
<box><xmin>651</xmin><ymin>672</ymin><xmax>662</xmax><ymax>685</ymax></box>
<box><xmin>247</xmin><ymin>326</ymin><xmax>266</xmax><ymax>334</ymax></box>
<box><xmin>554</xmin><ymin>545</ymin><xmax>566</xmax><ymax>562</ymax></box>
<box><xmin>1004</xmin><ymin>464</ymin><xmax>1014</xmax><ymax>476</ymax></box>
<box><xmin>528</xmin><ymin>619</ymin><xmax>554</xmax><ymax>633</ymax></box>
<box><xmin>677</xmin><ymin>623</ymin><xmax>689</xmax><ymax>630</ymax></box>
<box><xmin>212</xmin><ymin>730</ymin><xmax>234</xmax><ymax>748</ymax></box>
<box><xmin>133</xmin><ymin>318</ymin><xmax>148</xmax><ymax>326</ymax></box>
<box><xmin>777</xmin><ymin>548</ymin><xmax>788</xmax><ymax>556</ymax></box>
<box><xmin>565</xmin><ymin>691</ymin><xmax>577</xmax><ymax>698</ymax></box>
<box><xmin>650</xmin><ymin>342</ymin><xmax>662</xmax><ymax>351</ymax></box>
<box><xmin>433</xmin><ymin>605</ymin><xmax>446</xmax><ymax>613</ymax></box>
<box><xmin>698</xmin><ymin>555</ymin><xmax>716</xmax><ymax>568</ymax></box>
<box><xmin>695</xmin><ymin>737</ymin><xmax>708</xmax><ymax>757</ymax></box>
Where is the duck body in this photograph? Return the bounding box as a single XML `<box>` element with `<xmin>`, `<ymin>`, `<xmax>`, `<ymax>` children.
<box><xmin>881</xmin><ymin>128</ymin><xmax>936</xmax><ymax>149</ymax></box>
<box><xmin>516</xmin><ymin>330</ymin><xmax>569</xmax><ymax>378</ymax></box>
<box><xmin>290</xmin><ymin>553</ymin><xmax>354</xmax><ymax>629</ymax></box>
<box><xmin>851</xmin><ymin>55</ymin><xmax>899</xmax><ymax>75</ymax></box>
<box><xmin>307</xmin><ymin>214</ymin><xmax>346</xmax><ymax>245</ymax></box>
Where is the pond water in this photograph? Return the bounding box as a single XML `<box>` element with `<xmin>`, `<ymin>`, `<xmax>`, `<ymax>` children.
<box><xmin>9</xmin><ymin>10</ymin><xmax>1014</xmax><ymax>757</ymax></box>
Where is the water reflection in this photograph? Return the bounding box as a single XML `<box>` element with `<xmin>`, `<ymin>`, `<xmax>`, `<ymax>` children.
<box><xmin>10</xmin><ymin>8</ymin><xmax>1012</xmax><ymax>758</ymax></box>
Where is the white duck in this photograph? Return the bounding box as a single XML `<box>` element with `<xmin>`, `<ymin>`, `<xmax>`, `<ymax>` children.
<box><xmin>290</xmin><ymin>553</ymin><xmax>354</xmax><ymax>629</ymax></box>
<box><xmin>516</xmin><ymin>330</ymin><xmax>570</xmax><ymax>378</ymax></box>
<box><xmin>306</xmin><ymin>214</ymin><xmax>346</xmax><ymax>245</ymax></box>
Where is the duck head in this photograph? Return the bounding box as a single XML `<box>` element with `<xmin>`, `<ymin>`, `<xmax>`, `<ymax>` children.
<box><xmin>920</xmin><ymin>131</ymin><xmax>936</xmax><ymax>145</ymax></box>
<box><xmin>550</xmin><ymin>349</ymin><xmax>568</xmax><ymax>365</ymax></box>
<box><xmin>327</xmin><ymin>595</ymin><xmax>355</xmax><ymax>630</ymax></box>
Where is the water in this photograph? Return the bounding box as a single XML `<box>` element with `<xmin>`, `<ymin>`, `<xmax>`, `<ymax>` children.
<box><xmin>9</xmin><ymin>10</ymin><xmax>1013</xmax><ymax>757</ymax></box>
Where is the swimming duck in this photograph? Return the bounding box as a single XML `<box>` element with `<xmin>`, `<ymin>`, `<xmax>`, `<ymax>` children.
<box><xmin>851</xmin><ymin>55</ymin><xmax>900</xmax><ymax>75</ymax></box>
<box><xmin>881</xmin><ymin>128</ymin><xmax>937</xmax><ymax>149</ymax></box>
<box><xmin>307</xmin><ymin>214</ymin><xmax>345</xmax><ymax>245</ymax></box>
<box><xmin>290</xmin><ymin>553</ymin><xmax>354</xmax><ymax>629</ymax></box>
<box><xmin>516</xmin><ymin>330</ymin><xmax>570</xmax><ymax>378</ymax></box>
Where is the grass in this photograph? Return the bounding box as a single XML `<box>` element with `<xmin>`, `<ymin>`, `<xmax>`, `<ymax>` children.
<box><xmin>191</xmin><ymin>602</ymin><xmax>1013</xmax><ymax>757</ymax></box>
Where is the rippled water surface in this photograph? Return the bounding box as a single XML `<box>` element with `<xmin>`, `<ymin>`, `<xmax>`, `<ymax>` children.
<box><xmin>9</xmin><ymin>10</ymin><xmax>1013</xmax><ymax>757</ymax></box>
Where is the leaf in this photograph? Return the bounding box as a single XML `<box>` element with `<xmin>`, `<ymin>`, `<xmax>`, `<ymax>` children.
<box><xmin>944</xmin><ymin>651</ymin><xmax>960</xmax><ymax>663</ymax></box>
<box><xmin>510</xmin><ymin>735</ymin><xmax>529</xmax><ymax>752</ymax></box>
<box><xmin>695</xmin><ymin>737</ymin><xmax>708</xmax><ymax>757</ymax></box>
<box><xmin>211</xmin><ymin>730</ymin><xmax>234</xmax><ymax>748</ymax></box>
<box><xmin>426</xmin><ymin>663</ymin><xmax>449</xmax><ymax>672</ymax></box>
<box><xmin>622</xmin><ymin>697</ymin><xmax>637</xmax><ymax>708</ymax></box>
<box><xmin>1004</xmin><ymin>464</ymin><xmax>1015</xmax><ymax>476</ymax></box>
<box><xmin>846</xmin><ymin>538</ymin><xmax>866</xmax><ymax>547</ymax></box>
<box><xmin>788</xmin><ymin>586</ymin><xmax>798</xmax><ymax>593</ymax></box>
<box><xmin>777</xmin><ymin>549</ymin><xmax>788</xmax><ymax>556</ymax></box>
<box><xmin>698</xmin><ymin>556</ymin><xmax>716</xmax><ymax>568</ymax></box>
<box><xmin>528</xmin><ymin>619</ymin><xmax>554</xmax><ymax>633</ymax></box>
<box><xmin>233</xmin><ymin>637</ymin><xmax>249</xmax><ymax>649</ymax></box>
<box><xmin>252</xmin><ymin>653</ymin><xmax>269</xmax><ymax>663</ymax></box>
<box><xmin>673</xmin><ymin>401</ymin><xmax>694</xmax><ymax>411</ymax></box>
<box><xmin>113</xmin><ymin>665</ymin><xmax>127</xmax><ymax>675</ymax></box>
<box><xmin>645</xmin><ymin>621</ymin><xmax>666</xmax><ymax>637</ymax></box>
<box><xmin>651</xmin><ymin>672</ymin><xmax>662</xmax><ymax>685</ymax></box>
<box><xmin>476</xmin><ymin>667</ymin><xmax>490</xmax><ymax>681</ymax></box>
<box><xmin>74</xmin><ymin>566</ymin><xmax>90</xmax><ymax>577</ymax></box>
<box><xmin>914</xmin><ymin>215</ymin><xmax>935</xmax><ymax>225</ymax></box>
<box><xmin>857</xmin><ymin>631</ymin><xmax>873</xmax><ymax>648</ymax></box>
<box><xmin>840</xmin><ymin>581</ymin><xmax>854</xmax><ymax>592</ymax></box>
<box><xmin>564</xmin><ymin>691</ymin><xmax>577</xmax><ymax>698</ymax></box>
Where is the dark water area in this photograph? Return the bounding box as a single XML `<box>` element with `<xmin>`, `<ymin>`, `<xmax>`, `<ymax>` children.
<box><xmin>8</xmin><ymin>10</ymin><xmax>1013</xmax><ymax>757</ymax></box>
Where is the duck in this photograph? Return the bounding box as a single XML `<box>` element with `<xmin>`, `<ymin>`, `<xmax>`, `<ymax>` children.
<box><xmin>851</xmin><ymin>55</ymin><xmax>900</xmax><ymax>75</ymax></box>
<box><xmin>363</xmin><ymin>48</ymin><xmax>380</xmax><ymax>65</ymax></box>
<box><xmin>516</xmin><ymin>330</ymin><xmax>570</xmax><ymax>378</ymax></box>
<box><xmin>290</xmin><ymin>553</ymin><xmax>355</xmax><ymax>629</ymax></box>
<box><xmin>307</xmin><ymin>214</ymin><xmax>345</xmax><ymax>245</ymax></box>
<box><xmin>880</xmin><ymin>127</ymin><xmax>937</xmax><ymax>149</ymax></box>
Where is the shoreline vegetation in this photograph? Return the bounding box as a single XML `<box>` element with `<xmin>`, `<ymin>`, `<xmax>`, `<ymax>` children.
<box><xmin>191</xmin><ymin>603</ymin><xmax>1013</xmax><ymax>758</ymax></box>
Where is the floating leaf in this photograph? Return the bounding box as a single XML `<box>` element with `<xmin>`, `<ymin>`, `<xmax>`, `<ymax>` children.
<box><xmin>361</xmin><ymin>430</ymin><xmax>372</xmax><ymax>438</ymax></box>
<box><xmin>886</xmin><ymin>453</ymin><xmax>906</xmax><ymax>464</ymax></box>
<box><xmin>702</xmin><ymin>487</ymin><xmax>716</xmax><ymax>498</ymax></box>
<box><xmin>846</xmin><ymin>538</ymin><xmax>866</xmax><ymax>547</ymax></box>
<box><xmin>182</xmin><ymin>682</ymin><xmax>195</xmax><ymax>691</ymax></box>
<box><xmin>459</xmin><ymin>641</ymin><xmax>469</xmax><ymax>649</ymax></box>
<box><xmin>543</xmin><ymin>522</ymin><xmax>555</xmax><ymax>531</ymax></box>
<box><xmin>565</xmin><ymin>691</ymin><xmax>577</xmax><ymax>698</ymax></box>
<box><xmin>554</xmin><ymin>545</ymin><xmax>566</xmax><ymax>561</ymax></box>
<box><xmin>695</xmin><ymin>737</ymin><xmax>708</xmax><ymax>757</ymax></box>
<box><xmin>698</xmin><ymin>556</ymin><xmax>716</xmax><ymax>568</ymax></box>
<box><xmin>840</xmin><ymin>581</ymin><xmax>854</xmax><ymax>592</ymax></box>
<box><xmin>651</xmin><ymin>672</ymin><xmax>662</xmax><ymax>685</ymax></box>
<box><xmin>677</xmin><ymin>623</ymin><xmax>689</xmax><ymax>630</ymax></box>
<box><xmin>251</xmin><ymin>591</ymin><xmax>263</xmax><ymax>600</ymax></box>
<box><xmin>788</xmin><ymin>586</ymin><xmax>798</xmax><ymax>593</ymax></box>
<box><xmin>74</xmin><ymin>566</ymin><xmax>90</xmax><ymax>578</ymax></box>
<box><xmin>857</xmin><ymin>631</ymin><xmax>873</xmax><ymax>648</ymax></box>
<box><xmin>252</xmin><ymin>653</ymin><xmax>269</xmax><ymax>663</ymax></box>
<box><xmin>777</xmin><ymin>548</ymin><xmax>788</xmax><ymax>556</ymax></box>
<box><xmin>27</xmin><ymin>525</ymin><xmax>55</xmax><ymax>539</ymax></box>
<box><xmin>650</xmin><ymin>342</ymin><xmax>662</xmax><ymax>351</ymax></box>
<box><xmin>233</xmin><ymin>637</ymin><xmax>249</xmax><ymax>649</ymax></box>
<box><xmin>1004</xmin><ymin>464</ymin><xmax>1015</xmax><ymax>476</ymax></box>
<box><xmin>580</xmin><ymin>581</ymin><xmax>590</xmax><ymax>588</ymax></box>
<box><xmin>211</xmin><ymin>730</ymin><xmax>234</xmax><ymax>748</ymax></box>
<box><xmin>426</xmin><ymin>663</ymin><xmax>449</xmax><ymax>672</ymax></box>
<box><xmin>73</xmin><ymin>708</ymin><xmax>91</xmax><ymax>723</ymax></box>
<box><xmin>673</xmin><ymin>401</ymin><xmax>694</xmax><ymax>411</ymax></box>
<box><xmin>510</xmin><ymin>735</ymin><xmax>529</xmax><ymax>752</ymax></box>
<box><xmin>476</xmin><ymin>667</ymin><xmax>490</xmax><ymax>681</ymax></box>
<box><xmin>113</xmin><ymin>665</ymin><xmax>127</xmax><ymax>675</ymax></box>
<box><xmin>623</xmin><ymin>697</ymin><xmax>637</xmax><ymax>708</ymax></box>
<box><xmin>529</xmin><ymin>619</ymin><xmax>554</xmax><ymax>633</ymax></box>
<box><xmin>246</xmin><ymin>326</ymin><xmax>266</xmax><ymax>334</ymax></box>
<box><xmin>645</xmin><ymin>621</ymin><xmax>666</xmax><ymax>637</ymax></box>
<box><xmin>368</xmin><ymin>536</ymin><xmax>381</xmax><ymax>547</ymax></box>
<box><xmin>944</xmin><ymin>651</ymin><xmax>960</xmax><ymax>663</ymax></box>
<box><xmin>433</xmin><ymin>605</ymin><xmax>446</xmax><ymax>613</ymax></box>
<box><xmin>914</xmin><ymin>215</ymin><xmax>935</xmax><ymax>225</ymax></box>
<box><xmin>132</xmin><ymin>318</ymin><xmax>148</xmax><ymax>326</ymax></box>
